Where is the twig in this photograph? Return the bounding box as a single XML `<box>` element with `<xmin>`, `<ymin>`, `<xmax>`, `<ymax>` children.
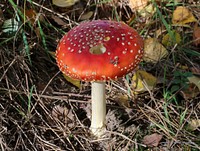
<box><xmin>27</xmin><ymin>0</ymin><xmax>78</xmax><ymax>26</ymax></box>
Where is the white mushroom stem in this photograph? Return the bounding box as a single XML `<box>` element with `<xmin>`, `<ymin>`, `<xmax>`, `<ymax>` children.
<box><xmin>90</xmin><ymin>81</ymin><xmax>106</xmax><ymax>137</ymax></box>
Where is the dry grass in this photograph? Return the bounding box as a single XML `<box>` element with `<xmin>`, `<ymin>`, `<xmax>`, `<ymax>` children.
<box><xmin>0</xmin><ymin>0</ymin><xmax>200</xmax><ymax>150</ymax></box>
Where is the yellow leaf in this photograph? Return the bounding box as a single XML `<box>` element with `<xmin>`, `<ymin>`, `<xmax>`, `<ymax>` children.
<box><xmin>138</xmin><ymin>4</ymin><xmax>156</xmax><ymax>18</ymax></box>
<box><xmin>132</xmin><ymin>70</ymin><xmax>157</xmax><ymax>93</ymax></box>
<box><xmin>155</xmin><ymin>29</ymin><xmax>164</xmax><ymax>38</ymax></box>
<box><xmin>52</xmin><ymin>0</ymin><xmax>79</xmax><ymax>7</ymax></box>
<box><xmin>63</xmin><ymin>74</ymin><xmax>81</xmax><ymax>88</ymax></box>
<box><xmin>162</xmin><ymin>31</ymin><xmax>181</xmax><ymax>47</ymax></box>
<box><xmin>80</xmin><ymin>11</ymin><xmax>93</xmax><ymax>20</ymax></box>
<box><xmin>48</xmin><ymin>51</ymin><xmax>56</xmax><ymax>59</ymax></box>
<box><xmin>143</xmin><ymin>38</ymin><xmax>168</xmax><ymax>63</ymax></box>
<box><xmin>187</xmin><ymin>76</ymin><xmax>200</xmax><ymax>90</ymax></box>
<box><xmin>172</xmin><ymin>6</ymin><xmax>197</xmax><ymax>25</ymax></box>
<box><xmin>51</xmin><ymin>15</ymin><xmax>66</xmax><ymax>26</ymax></box>
<box><xmin>129</xmin><ymin>0</ymin><xmax>149</xmax><ymax>11</ymax></box>
<box><xmin>115</xmin><ymin>94</ymin><xmax>131</xmax><ymax>108</ymax></box>
<box><xmin>187</xmin><ymin>119</ymin><xmax>200</xmax><ymax>131</ymax></box>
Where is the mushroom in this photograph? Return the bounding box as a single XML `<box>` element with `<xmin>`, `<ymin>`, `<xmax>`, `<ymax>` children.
<box><xmin>56</xmin><ymin>20</ymin><xmax>144</xmax><ymax>137</ymax></box>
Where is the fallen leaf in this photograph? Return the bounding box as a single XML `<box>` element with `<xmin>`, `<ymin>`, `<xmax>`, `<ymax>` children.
<box><xmin>52</xmin><ymin>0</ymin><xmax>79</xmax><ymax>7</ymax></box>
<box><xmin>180</xmin><ymin>75</ymin><xmax>200</xmax><ymax>99</ymax></box>
<box><xmin>142</xmin><ymin>133</ymin><xmax>163</xmax><ymax>147</ymax></box>
<box><xmin>51</xmin><ymin>15</ymin><xmax>66</xmax><ymax>26</ymax></box>
<box><xmin>22</xmin><ymin>9</ymin><xmax>44</xmax><ymax>25</ymax></box>
<box><xmin>143</xmin><ymin>38</ymin><xmax>168</xmax><ymax>63</ymax></box>
<box><xmin>115</xmin><ymin>94</ymin><xmax>131</xmax><ymax>108</ymax></box>
<box><xmin>132</xmin><ymin>70</ymin><xmax>157</xmax><ymax>93</ymax></box>
<box><xmin>24</xmin><ymin>9</ymin><xmax>37</xmax><ymax>25</ymax></box>
<box><xmin>63</xmin><ymin>74</ymin><xmax>81</xmax><ymax>88</ymax></box>
<box><xmin>128</xmin><ymin>0</ymin><xmax>149</xmax><ymax>11</ymax></box>
<box><xmin>162</xmin><ymin>31</ymin><xmax>181</xmax><ymax>47</ymax></box>
<box><xmin>79</xmin><ymin>11</ymin><xmax>93</xmax><ymax>20</ymax></box>
<box><xmin>187</xmin><ymin>119</ymin><xmax>200</xmax><ymax>131</ymax></box>
<box><xmin>180</xmin><ymin>83</ymin><xmax>200</xmax><ymax>99</ymax></box>
<box><xmin>138</xmin><ymin>4</ymin><xmax>156</xmax><ymax>18</ymax></box>
<box><xmin>187</xmin><ymin>76</ymin><xmax>200</xmax><ymax>90</ymax></box>
<box><xmin>172</xmin><ymin>6</ymin><xmax>197</xmax><ymax>25</ymax></box>
<box><xmin>193</xmin><ymin>23</ymin><xmax>200</xmax><ymax>46</ymax></box>
<box><xmin>179</xmin><ymin>65</ymin><xmax>189</xmax><ymax>70</ymax></box>
<box><xmin>155</xmin><ymin>28</ymin><xmax>165</xmax><ymax>38</ymax></box>
<box><xmin>190</xmin><ymin>66</ymin><xmax>200</xmax><ymax>76</ymax></box>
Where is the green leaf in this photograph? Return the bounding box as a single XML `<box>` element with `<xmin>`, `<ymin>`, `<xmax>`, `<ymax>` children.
<box><xmin>171</xmin><ymin>85</ymin><xmax>180</xmax><ymax>93</ymax></box>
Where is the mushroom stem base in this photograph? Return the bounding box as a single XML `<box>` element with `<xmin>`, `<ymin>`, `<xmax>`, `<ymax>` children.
<box><xmin>90</xmin><ymin>81</ymin><xmax>106</xmax><ymax>137</ymax></box>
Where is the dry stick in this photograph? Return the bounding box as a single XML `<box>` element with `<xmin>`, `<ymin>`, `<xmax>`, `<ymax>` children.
<box><xmin>34</xmin><ymin>85</ymin><xmax>93</xmax><ymax>151</ymax></box>
<box><xmin>9</xmin><ymin>117</ymin><xmax>37</xmax><ymax>151</ymax></box>
<box><xmin>41</xmin><ymin>71</ymin><xmax>60</xmax><ymax>95</ymax></box>
<box><xmin>109</xmin><ymin>131</ymin><xmax>146</xmax><ymax>147</ymax></box>
<box><xmin>0</xmin><ymin>88</ymin><xmax>91</xmax><ymax>103</ymax></box>
<box><xmin>172</xmin><ymin>106</ymin><xmax>198</xmax><ymax>149</ymax></box>
<box><xmin>35</xmin><ymin>134</ymin><xmax>63</xmax><ymax>150</ymax></box>
<box><xmin>0</xmin><ymin>126</ymin><xmax>6</xmax><ymax>151</ymax></box>
<box><xmin>159</xmin><ymin>100</ymin><xmax>188</xmax><ymax>133</ymax></box>
<box><xmin>28</xmin><ymin>1</ymin><xmax>78</xmax><ymax>26</ymax></box>
<box><xmin>34</xmin><ymin>95</ymin><xmax>85</xmax><ymax>151</ymax></box>
<box><xmin>0</xmin><ymin>58</ymin><xmax>16</xmax><ymax>82</ymax></box>
<box><xmin>73</xmin><ymin>135</ymin><xmax>87</xmax><ymax>151</ymax></box>
<box><xmin>32</xmin><ymin>99</ymin><xmax>73</xmax><ymax>150</ymax></box>
<box><xmin>53</xmin><ymin>91</ymin><xmax>91</xmax><ymax>98</ymax></box>
<box><xmin>68</xmin><ymin>101</ymin><xmax>89</xmax><ymax>132</ymax></box>
<box><xmin>141</xmin><ymin>78</ymin><xmax>156</xmax><ymax>102</ymax></box>
<box><xmin>111</xmin><ymin>81</ymin><xmax>128</xmax><ymax>93</ymax></box>
<box><xmin>35</xmin><ymin>94</ymin><xmax>90</xmax><ymax>103</ymax></box>
<box><xmin>139</xmin><ymin>105</ymin><xmax>177</xmax><ymax>142</ymax></box>
<box><xmin>2</xmin><ymin>88</ymin><xmax>145</xmax><ymax>146</ymax></box>
<box><xmin>7</xmin><ymin>87</ymin><xmax>77</xmax><ymax>150</ymax></box>
<box><xmin>90</xmin><ymin>130</ymin><xmax>146</xmax><ymax>147</ymax></box>
<box><xmin>122</xmin><ymin>128</ymin><xmax>138</xmax><ymax>150</ymax></box>
<box><xmin>5</xmin><ymin>76</ymin><xmax>13</xmax><ymax>101</ymax></box>
<box><xmin>77</xmin><ymin>0</ymin><xmax>91</xmax><ymax>21</ymax></box>
<box><xmin>0</xmin><ymin>141</ymin><xmax>4</xmax><ymax>151</ymax></box>
<box><xmin>93</xmin><ymin>0</ymin><xmax>99</xmax><ymax>20</ymax></box>
<box><xmin>184</xmin><ymin>138</ymin><xmax>200</xmax><ymax>150</ymax></box>
<box><xmin>2</xmin><ymin>57</ymin><xmax>31</xmax><ymax>101</ymax></box>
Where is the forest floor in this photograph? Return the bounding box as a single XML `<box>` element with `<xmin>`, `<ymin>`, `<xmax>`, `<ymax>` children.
<box><xmin>0</xmin><ymin>0</ymin><xmax>200</xmax><ymax>150</ymax></box>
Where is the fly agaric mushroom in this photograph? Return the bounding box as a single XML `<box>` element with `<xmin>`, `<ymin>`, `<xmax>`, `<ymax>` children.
<box><xmin>56</xmin><ymin>20</ymin><xmax>144</xmax><ymax>137</ymax></box>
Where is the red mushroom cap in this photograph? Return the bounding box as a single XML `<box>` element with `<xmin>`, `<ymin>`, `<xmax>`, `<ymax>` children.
<box><xmin>56</xmin><ymin>20</ymin><xmax>144</xmax><ymax>81</ymax></box>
